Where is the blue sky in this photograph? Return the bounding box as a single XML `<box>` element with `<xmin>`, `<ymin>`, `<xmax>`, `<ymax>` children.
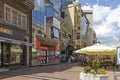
<box><xmin>80</xmin><ymin>0</ymin><xmax>120</xmax><ymax>46</ymax></box>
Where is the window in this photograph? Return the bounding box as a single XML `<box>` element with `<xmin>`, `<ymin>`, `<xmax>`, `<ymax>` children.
<box><xmin>11</xmin><ymin>9</ymin><xmax>17</xmax><ymax>25</ymax></box>
<box><xmin>22</xmin><ymin>15</ymin><xmax>26</xmax><ymax>29</ymax></box>
<box><xmin>4</xmin><ymin>4</ymin><xmax>27</xmax><ymax>30</ymax></box>
<box><xmin>32</xmin><ymin>10</ymin><xmax>45</xmax><ymax>27</ymax></box>
<box><xmin>5</xmin><ymin>7</ymin><xmax>10</xmax><ymax>23</ymax></box>
<box><xmin>61</xmin><ymin>12</ymin><xmax>65</xmax><ymax>18</ymax></box>
<box><xmin>18</xmin><ymin>13</ymin><xmax>21</xmax><ymax>27</ymax></box>
<box><xmin>51</xmin><ymin>27</ymin><xmax>59</xmax><ymax>39</ymax></box>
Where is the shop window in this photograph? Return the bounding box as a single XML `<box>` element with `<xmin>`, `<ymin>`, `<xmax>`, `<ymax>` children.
<box><xmin>10</xmin><ymin>45</ymin><xmax>23</xmax><ymax>64</ymax></box>
<box><xmin>36</xmin><ymin>51</ymin><xmax>47</xmax><ymax>64</ymax></box>
<box><xmin>49</xmin><ymin>51</ymin><xmax>55</xmax><ymax>56</ymax></box>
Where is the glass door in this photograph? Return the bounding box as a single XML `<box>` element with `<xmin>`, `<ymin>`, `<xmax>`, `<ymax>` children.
<box><xmin>3</xmin><ymin>43</ymin><xmax>10</xmax><ymax>67</ymax></box>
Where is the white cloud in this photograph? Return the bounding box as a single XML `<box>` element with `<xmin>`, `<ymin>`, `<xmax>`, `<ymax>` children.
<box><xmin>82</xmin><ymin>5</ymin><xmax>93</xmax><ymax>10</ymax></box>
<box><xmin>106</xmin><ymin>6</ymin><xmax>120</xmax><ymax>23</ymax></box>
<box><xmin>82</xmin><ymin>4</ymin><xmax>120</xmax><ymax>46</ymax></box>
<box><xmin>93</xmin><ymin>5</ymin><xmax>111</xmax><ymax>23</ymax></box>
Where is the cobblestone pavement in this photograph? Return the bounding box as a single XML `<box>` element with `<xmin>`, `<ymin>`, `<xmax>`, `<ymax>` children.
<box><xmin>0</xmin><ymin>62</ymin><xmax>119</xmax><ymax>80</ymax></box>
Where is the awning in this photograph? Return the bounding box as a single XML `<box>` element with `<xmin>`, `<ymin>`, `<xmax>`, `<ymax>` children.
<box><xmin>74</xmin><ymin>43</ymin><xmax>116</xmax><ymax>55</ymax></box>
<box><xmin>0</xmin><ymin>36</ymin><xmax>32</xmax><ymax>46</ymax></box>
<box><xmin>37</xmin><ymin>37</ymin><xmax>59</xmax><ymax>46</ymax></box>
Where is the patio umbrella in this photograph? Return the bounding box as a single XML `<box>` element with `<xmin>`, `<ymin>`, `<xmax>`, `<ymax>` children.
<box><xmin>74</xmin><ymin>43</ymin><xmax>116</xmax><ymax>55</ymax></box>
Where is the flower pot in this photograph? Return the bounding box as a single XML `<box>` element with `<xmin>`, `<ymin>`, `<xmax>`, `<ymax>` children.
<box><xmin>80</xmin><ymin>72</ymin><xmax>108</xmax><ymax>80</ymax></box>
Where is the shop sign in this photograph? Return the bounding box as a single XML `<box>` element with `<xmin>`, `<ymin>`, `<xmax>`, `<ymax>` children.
<box><xmin>0</xmin><ymin>24</ymin><xmax>25</xmax><ymax>41</ymax></box>
<box><xmin>48</xmin><ymin>46</ymin><xmax>55</xmax><ymax>50</ymax></box>
<box><xmin>76</xmin><ymin>32</ymin><xmax>80</xmax><ymax>40</ymax></box>
<box><xmin>0</xmin><ymin>27</ymin><xmax>13</xmax><ymax>35</ymax></box>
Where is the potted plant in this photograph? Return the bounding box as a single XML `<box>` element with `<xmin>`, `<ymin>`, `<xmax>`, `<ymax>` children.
<box><xmin>80</xmin><ymin>60</ymin><xmax>108</xmax><ymax>80</ymax></box>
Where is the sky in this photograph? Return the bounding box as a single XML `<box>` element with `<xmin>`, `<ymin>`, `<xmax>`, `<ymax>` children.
<box><xmin>80</xmin><ymin>0</ymin><xmax>120</xmax><ymax>46</ymax></box>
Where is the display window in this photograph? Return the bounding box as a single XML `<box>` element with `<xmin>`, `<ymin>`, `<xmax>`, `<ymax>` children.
<box><xmin>48</xmin><ymin>51</ymin><xmax>56</xmax><ymax>62</ymax></box>
<box><xmin>10</xmin><ymin>45</ymin><xmax>23</xmax><ymax>64</ymax></box>
<box><xmin>36</xmin><ymin>50</ymin><xmax>47</xmax><ymax>64</ymax></box>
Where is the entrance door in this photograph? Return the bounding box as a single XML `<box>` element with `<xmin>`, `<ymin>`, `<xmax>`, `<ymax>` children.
<box><xmin>2</xmin><ymin>43</ymin><xmax>10</xmax><ymax>67</ymax></box>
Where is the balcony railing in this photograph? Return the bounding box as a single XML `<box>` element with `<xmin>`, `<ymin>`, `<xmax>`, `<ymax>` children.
<box><xmin>28</xmin><ymin>0</ymin><xmax>34</xmax><ymax>4</ymax></box>
<box><xmin>16</xmin><ymin>0</ymin><xmax>34</xmax><ymax>9</ymax></box>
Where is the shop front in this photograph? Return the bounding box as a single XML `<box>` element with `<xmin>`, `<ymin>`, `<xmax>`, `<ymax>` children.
<box><xmin>0</xmin><ymin>23</ymin><xmax>29</xmax><ymax>69</ymax></box>
<box><xmin>32</xmin><ymin>37</ymin><xmax>60</xmax><ymax>66</ymax></box>
<box><xmin>0</xmin><ymin>43</ymin><xmax>24</xmax><ymax>68</ymax></box>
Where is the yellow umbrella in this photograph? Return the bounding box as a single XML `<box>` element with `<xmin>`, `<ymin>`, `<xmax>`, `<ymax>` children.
<box><xmin>74</xmin><ymin>43</ymin><xmax>116</xmax><ymax>55</ymax></box>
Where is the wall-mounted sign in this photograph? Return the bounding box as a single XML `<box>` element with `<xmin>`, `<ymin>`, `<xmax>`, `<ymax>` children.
<box><xmin>0</xmin><ymin>27</ymin><xmax>13</xmax><ymax>35</ymax></box>
<box><xmin>0</xmin><ymin>24</ymin><xmax>25</xmax><ymax>41</ymax></box>
<box><xmin>53</xmin><ymin>17</ymin><xmax>60</xmax><ymax>29</ymax></box>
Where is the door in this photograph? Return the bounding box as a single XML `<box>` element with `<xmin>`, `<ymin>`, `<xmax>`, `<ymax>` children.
<box><xmin>2</xmin><ymin>43</ymin><xmax>10</xmax><ymax>67</ymax></box>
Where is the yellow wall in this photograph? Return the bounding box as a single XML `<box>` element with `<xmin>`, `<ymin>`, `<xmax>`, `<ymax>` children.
<box><xmin>62</xmin><ymin>3</ymin><xmax>82</xmax><ymax>49</ymax></box>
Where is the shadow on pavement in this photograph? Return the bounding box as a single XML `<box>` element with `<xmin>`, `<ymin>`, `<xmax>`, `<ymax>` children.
<box><xmin>0</xmin><ymin>62</ymin><xmax>81</xmax><ymax>80</ymax></box>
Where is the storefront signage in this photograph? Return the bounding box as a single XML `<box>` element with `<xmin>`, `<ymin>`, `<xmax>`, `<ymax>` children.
<box><xmin>0</xmin><ymin>24</ymin><xmax>25</xmax><ymax>41</ymax></box>
<box><xmin>0</xmin><ymin>27</ymin><xmax>13</xmax><ymax>35</ymax></box>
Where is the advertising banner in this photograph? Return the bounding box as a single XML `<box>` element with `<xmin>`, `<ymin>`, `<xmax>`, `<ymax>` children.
<box><xmin>53</xmin><ymin>18</ymin><xmax>60</xmax><ymax>29</ymax></box>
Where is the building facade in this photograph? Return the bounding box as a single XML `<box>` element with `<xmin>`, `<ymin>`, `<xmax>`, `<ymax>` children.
<box><xmin>79</xmin><ymin>10</ymin><xmax>89</xmax><ymax>48</ymax></box>
<box><xmin>60</xmin><ymin>17</ymin><xmax>73</xmax><ymax>62</ymax></box>
<box><xmin>31</xmin><ymin>0</ymin><xmax>60</xmax><ymax>66</ymax></box>
<box><xmin>60</xmin><ymin>0</ymin><xmax>83</xmax><ymax>62</ymax></box>
<box><xmin>0</xmin><ymin>0</ymin><xmax>34</xmax><ymax>69</ymax></box>
<box><xmin>45</xmin><ymin>0</ymin><xmax>61</xmax><ymax>64</ymax></box>
<box><xmin>83</xmin><ymin>10</ymin><xmax>97</xmax><ymax>46</ymax></box>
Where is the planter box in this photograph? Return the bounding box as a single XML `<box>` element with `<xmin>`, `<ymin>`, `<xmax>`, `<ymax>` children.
<box><xmin>80</xmin><ymin>72</ymin><xmax>108</xmax><ymax>80</ymax></box>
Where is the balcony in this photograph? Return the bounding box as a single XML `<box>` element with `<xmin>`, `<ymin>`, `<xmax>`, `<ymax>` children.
<box><xmin>23</xmin><ymin>0</ymin><xmax>34</xmax><ymax>9</ymax></box>
<box><xmin>16</xmin><ymin>0</ymin><xmax>34</xmax><ymax>9</ymax></box>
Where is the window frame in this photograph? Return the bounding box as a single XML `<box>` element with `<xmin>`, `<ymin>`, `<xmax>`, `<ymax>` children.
<box><xmin>4</xmin><ymin>4</ymin><xmax>27</xmax><ymax>30</ymax></box>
